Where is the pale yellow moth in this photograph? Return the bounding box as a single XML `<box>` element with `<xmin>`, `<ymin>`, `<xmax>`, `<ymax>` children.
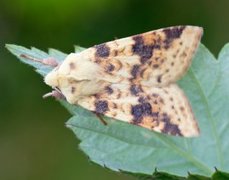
<box><xmin>44</xmin><ymin>26</ymin><xmax>203</xmax><ymax>137</ymax></box>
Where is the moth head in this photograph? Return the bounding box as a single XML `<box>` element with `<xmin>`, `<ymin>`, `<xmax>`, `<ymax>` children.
<box><xmin>45</xmin><ymin>73</ymin><xmax>103</xmax><ymax>103</ymax></box>
<box><xmin>44</xmin><ymin>53</ymin><xmax>103</xmax><ymax>103</ymax></box>
<box><xmin>44</xmin><ymin>68</ymin><xmax>59</xmax><ymax>87</ymax></box>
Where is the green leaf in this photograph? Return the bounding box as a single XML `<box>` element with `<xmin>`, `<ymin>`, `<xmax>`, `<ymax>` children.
<box><xmin>212</xmin><ymin>169</ymin><xmax>229</xmax><ymax>179</ymax></box>
<box><xmin>74</xmin><ymin>45</ymin><xmax>86</xmax><ymax>53</ymax></box>
<box><xmin>125</xmin><ymin>171</ymin><xmax>186</xmax><ymax>180</ymax></box>
<box><xmin>5</xmin><ymin>43</ymin><xmax>229</xmax><ymax>179</ymax></box>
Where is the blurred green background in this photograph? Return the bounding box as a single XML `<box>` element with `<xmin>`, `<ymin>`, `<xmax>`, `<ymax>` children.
<box><xmin>1</xmin><ymin>0</ymin><xmax>229</xmax><ymax>179</ymax></box>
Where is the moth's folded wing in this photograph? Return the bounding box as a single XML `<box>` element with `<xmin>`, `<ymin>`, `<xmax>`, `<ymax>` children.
<box><xmin>77</xmin><ymin>83</ymin><xmax>199</xmax><ymax>137</ymax></box>
<box><xmin>83</xmin><ymin>26</ymin><xmax>202</xmax><ymax>87</ymax></box>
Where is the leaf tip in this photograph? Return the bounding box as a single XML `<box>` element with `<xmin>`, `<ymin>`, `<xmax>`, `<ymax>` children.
<box><xmin>5</xmin><ymin>43</ymin><xmax>15</xmax><ymax>51</ymax></box>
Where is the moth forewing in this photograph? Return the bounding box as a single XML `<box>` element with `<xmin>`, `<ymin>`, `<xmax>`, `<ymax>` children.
<box><xmin>77</xmin><ymin>83</ymin><xmax>199</xmax><ymax>137</ymax></box>
<box><xmin>44</xmin><ymin>25</ymin><xmax>203</xmax><ymax>137</ymax></box>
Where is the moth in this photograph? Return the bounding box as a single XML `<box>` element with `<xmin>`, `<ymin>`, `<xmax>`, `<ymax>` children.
<box><xmin>43</xmin><ymin>26</ymin><xmax>203</xmax><ymax>137</ymax></box>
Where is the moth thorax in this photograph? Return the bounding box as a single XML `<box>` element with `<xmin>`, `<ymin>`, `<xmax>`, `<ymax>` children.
<box><xmin>61</xmin><ymin>79</ymin><xmax>106</xmax><ymax>104</ymax></box>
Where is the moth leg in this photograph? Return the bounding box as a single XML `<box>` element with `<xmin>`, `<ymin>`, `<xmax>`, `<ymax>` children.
<box><xmin>94</xmin><ymin>113</ymin><xmax>107</xmax><ymax>126</ymax></box>
<box><xmin>43</xmin><ymin>89</ymin><xmax>65</xmax><ymax>100</ymax></box>
<box><xmin>20</xmin><ymin>54</ymin><xmax>59</xmax><ymax>67</ymax></box>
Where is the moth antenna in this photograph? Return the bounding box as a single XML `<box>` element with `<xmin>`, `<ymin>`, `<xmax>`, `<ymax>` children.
<box><xmin>20</xmin><ymin>54</ymin><xmax>59</xmax><ymax>67</ymax></box>
<box><xmin>43</xmin><ymin>90</ymin><xmax>65</xmax><ymax>100</ymax></box>
<box><xmin>43</xmin><ymin>92</ymin><xmax>54</xmax><ymax>98</ymax></box>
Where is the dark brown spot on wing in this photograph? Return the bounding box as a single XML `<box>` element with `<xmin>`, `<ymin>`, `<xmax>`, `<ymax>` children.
<box><xmin>153</xmin><ymin>64</ymin><xmax>159</xmax><ymax>68</ymax></box>
<box><xmin>163</xmin><ymin>26</ymin><xmax>185</xmax><ymax>40</ymax></box>
<box><xmin>130</xmin><ymin>84</ymin><xmax>143</xmax><ymax>96</ymax></box>
<box><xmin>131</xmin><ymin>103</ymin><xmax>152</xmax><ymax>124</ymax></box>
<box><xmin>106</xmin><ymin>64</ymin><xmax>115</xmax><ymax>73</ymax></box>
<box><xmin>153</xmin><ymin>100</ymin><xmax>158</xmax><ymax>104</ymax></box>
<box><xmin>161</xmin><ymin>113</ymin><xmax>182</xmax><ymax>136</ymax></box>
<box><xmin>131</xmin><ymin>64</ymin><xmax>140</xmax><ymax>79</ymax></box>
<box><xmin>95</xmin><ymin>43</ymin><xmax>110</xmax><ymax>57</ymax></box>
<box><xmin>138</xmin><ymin>96</ymin><xmax>146</xmax><ymax>103</ymax></box>
<box><xmin>105</xmin><ymin>86</ymin><xmax>113</xmax><ymax>94</ymax></box>
<box><xmin>152</xmin><ymin>93</ymin><xmax>159</xmax><ymax>98</ymax></box>
<box><xmin>163</xmin><ymin>26</ymin><xmax>185</xmax><ymax>49</ymax></box>
<box><xmin>113</xmin><ymin>103</ymin><xmax>117</xmax><ymax>109</ymax></box>
<box><xmin>157</xmin><ymin>75</ymin><xmax>162</xmax><ymax>83</ymax></box>
<box><xmin>159</xmin><ymin>98</ymin><xmax>164</xmax><ymax>104</ymax></box>
<box><xmin>132</xmin><ymin>35</ymin><xmax>160</xmax><ymax>63</ymax></box>
<box><xmin>114</xmin><ymin>50</ymin><xmax>118</xmax><ymax>56</ymax></box>
<box><xmin>180</xmin><ymin>51</ymin><xmax>187</xmax><ymax>58</ymax></box>
<box><xmin>95</xmin><ymin>100</ymin><xmax>109</xmax><ymax>114</ymax></box>
<box><xmin>180</xmin><ymin>106</ymin><xmax>185</xmax><ymax>111</ymax></box>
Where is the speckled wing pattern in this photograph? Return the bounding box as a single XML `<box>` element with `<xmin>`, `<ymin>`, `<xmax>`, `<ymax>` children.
<box><xmin>45</xmin><ymin>26</ymin><xmax>203</xmax><ymax>137</ymax></box>
<box><xmin>77</xmin><ymin>83</ymin><xmax>198</xmax><ymax>137</ymax></box>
